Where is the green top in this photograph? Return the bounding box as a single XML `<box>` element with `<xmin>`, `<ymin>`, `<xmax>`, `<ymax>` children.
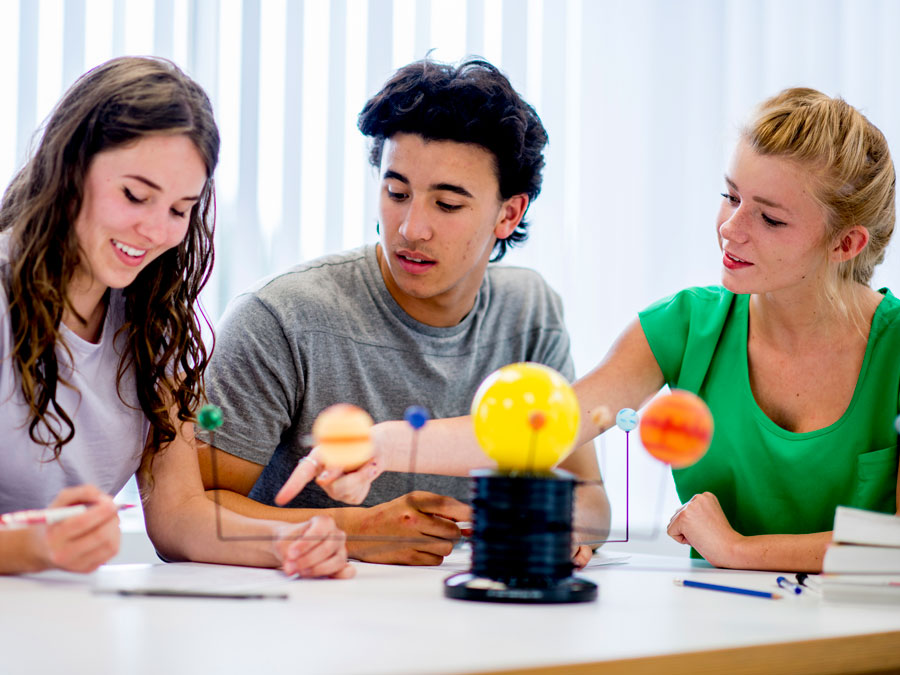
<box><xmin>639</xmin><ymin>286</ymin><xmax>899</xmax><ymax>544</ymax></box>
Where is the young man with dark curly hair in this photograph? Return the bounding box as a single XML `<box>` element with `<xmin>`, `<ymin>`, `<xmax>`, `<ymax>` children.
<box><xmin>198</xmin><ymin>58</ymin><xmax>609</xmax><ymax>566</ymax></box>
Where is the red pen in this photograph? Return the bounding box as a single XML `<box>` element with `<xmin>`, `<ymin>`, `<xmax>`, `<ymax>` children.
<box><xmin>0</xmin><ymin>503</ymin><xmax>135</xmax><ymax>528</ymax></box>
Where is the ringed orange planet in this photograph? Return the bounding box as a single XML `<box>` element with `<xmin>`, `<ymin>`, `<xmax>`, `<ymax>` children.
<box><xmin>638</xmin><ymin>390</ymin><xmax>713</xmax><ymax>468</ymax></box>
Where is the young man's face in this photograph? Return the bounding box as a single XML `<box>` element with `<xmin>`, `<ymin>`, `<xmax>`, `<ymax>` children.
<box><xmin>376</xmin><ymin>132</ymin><xmax>527</xmax><ymax>327</ymax></box>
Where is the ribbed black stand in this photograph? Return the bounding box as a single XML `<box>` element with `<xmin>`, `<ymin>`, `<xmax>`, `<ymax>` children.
<box><xmin>444</xmin><ymin>470</ymin><xmax>598</xmax><ymax>604</ymax></box>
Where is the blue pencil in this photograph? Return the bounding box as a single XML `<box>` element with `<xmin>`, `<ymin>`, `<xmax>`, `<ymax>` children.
<box><xmin>674</xmin><ymin>578</ymin><xmax>782</xmax><ymax>600</ymax></box>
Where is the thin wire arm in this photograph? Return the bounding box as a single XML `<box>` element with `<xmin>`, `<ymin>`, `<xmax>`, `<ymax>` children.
<box><xmin>586</xmin><ymin>427</ymin><xmax>675</xmax><ymax>543</ymax></box>
<box><xmin>407</xmin><ymin>429</ymin><xmax>418</xmax><ymax>496</ymax></box>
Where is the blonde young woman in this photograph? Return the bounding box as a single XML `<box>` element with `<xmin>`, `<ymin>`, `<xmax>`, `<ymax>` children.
<box><xmin>0</xmin><ymin>57</ymin><xmax>352</xmax><ymax>578</ymax></box>
<box><xmin>294</xmin><ymin>88</ymin><xmax>899</xmax><ymax>573</ymax></box>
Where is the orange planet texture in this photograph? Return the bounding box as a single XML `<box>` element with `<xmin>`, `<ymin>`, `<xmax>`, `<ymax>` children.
<box><xmin>638</xmin><ymin>390</ymin><xmax>713</xmax><ymax>468</ymax></box>
<box><xmin>312</xmin><ymin>403</ymin><xmax>375</xmax><ymax>470</ymax></box>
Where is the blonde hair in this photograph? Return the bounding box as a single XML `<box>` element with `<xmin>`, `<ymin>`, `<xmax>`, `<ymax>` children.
<box><xmin>742</xmin><ymin>88</ymin><xmax>895</xmax><ymax>318</ymax></box>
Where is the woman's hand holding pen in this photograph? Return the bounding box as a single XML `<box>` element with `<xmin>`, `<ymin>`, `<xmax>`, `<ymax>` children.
<box><xmin>39</xmin><ymin>485</ymin><xmax>121</xmax><ymax>573</ymax></box>
<box><xmin>666</xmin><ymin>491</ymin><xmax>743</xmax><ymax>568</ymax></box>
<box><xmin>273</xmin><ymin>515</ymin><xmax>355</xmax><ymax>579</ymax></box>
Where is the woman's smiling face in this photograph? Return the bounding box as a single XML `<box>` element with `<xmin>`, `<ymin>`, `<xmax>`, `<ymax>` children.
<box><xmin>72</xmin><ymin>133</ymin><xmax>207</xmax><ymax>295</ymax></box>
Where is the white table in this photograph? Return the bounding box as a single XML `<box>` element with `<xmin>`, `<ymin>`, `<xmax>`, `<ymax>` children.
<box><xmin>2</xmin><ymin>552</ymin><xmax>898</xmax><ymax>675</ymax></box>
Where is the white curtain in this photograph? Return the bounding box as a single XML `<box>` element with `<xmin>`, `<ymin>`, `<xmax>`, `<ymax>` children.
<box><xmin>2</xmin><ymin>0</ymin><xmax>899</xmax><ymax>537</ymax></box>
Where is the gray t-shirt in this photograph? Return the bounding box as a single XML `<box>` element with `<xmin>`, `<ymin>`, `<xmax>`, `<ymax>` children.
<box><xmin>203</xmin><ymin>244</ymin><xmax>574</xmax><ymax>508</ymax></box>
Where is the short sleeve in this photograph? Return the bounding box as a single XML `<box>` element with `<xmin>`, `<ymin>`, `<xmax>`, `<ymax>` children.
<box><xmin>201</xmin><ymin>293</ymin><xmax>302</xmax><ymax>465</ymax></box>
<box><xmin>525</xmin><ymin>284</ymin><xmax>576</xmax><ymax>382</ymax></box>
<box><xmin>639</xmin><ymin>286</ymin><xmax>735</xmax><ymax>391</ymax></box>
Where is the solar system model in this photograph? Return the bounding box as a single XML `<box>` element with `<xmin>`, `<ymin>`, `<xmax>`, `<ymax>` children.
<box><xmin>443</xmin><ymin>362</ymin><xmax>596</xmax><ymax>604</ymax></box>
<box><xmin>197</xmin><ymin>377</ymin><xmax>719</xmax><ymax>595</ymax></box>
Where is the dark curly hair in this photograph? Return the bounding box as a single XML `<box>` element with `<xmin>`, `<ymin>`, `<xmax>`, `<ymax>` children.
<box><xmin>0</xmin><ymin>56</ymin><xmax>218</xmax><ymax>464</ymax></box>
<box><xmin>358</xmin><ymin>58</ymin><xmax>548</xmax><ymax>261</ymax></box>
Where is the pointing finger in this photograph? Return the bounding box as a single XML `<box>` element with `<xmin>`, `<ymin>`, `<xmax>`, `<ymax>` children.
<box><xmin>275</xmin><ymin>455</ymin><xmax>321</xmax><ymax>505</ymax></box>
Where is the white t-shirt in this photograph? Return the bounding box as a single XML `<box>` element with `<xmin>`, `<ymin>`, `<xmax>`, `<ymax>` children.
<box><xmin>0</xmin><ymin>235</ymin><xmax>148</xmax><ymax>512</ymax></box>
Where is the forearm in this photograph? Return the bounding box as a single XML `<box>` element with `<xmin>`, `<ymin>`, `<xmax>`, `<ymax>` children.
<box><xmin>145</xmin><ymin>400</ymin><xmax>353</xmax><ymax>571</ymax></box>
<box><xmin>144</xmin><ymin>488</ymin><xmax>283</xmax><ymax>567</ymax></box>
<box><xmin>573</xmin><ymin>320</ymin><xmax>666</xmax><ymax>447</ymax></box>
<box><xmin>203</xmin><ymin>489</ymin><xmax>374</xmax><ymax>561</ymax></box>
<box><xmin>206</xmin><ymin>489</ymin><xmax>358</xmax><ymax>529</ymax></box>
<box><xmin>375</xmin><ymin>418</ymin><xmax>495</xmax><ymax>475</ymax></box>
<box><xmin>144</xmin><ymin>448</ymin><xmax>338</xmax><ymax>568</ymax></box>
<box><xmin>0</xmin><ymin>528</ymin><xmax>48</xmax><ymax>574</ymax></box>
<box><xmin>727</xmin><ymin>531</ymin><xmax>833</xmax><ymax>573</ymax></box>
<box><xmin>573</xmin><ymin>483</ymin><xmax>611</xmax><ymax>547</ymax></box>
<box><xmin>556</xmin><ymin>439</ymin><xmax>609</xmax><ymax>549</ymax></box>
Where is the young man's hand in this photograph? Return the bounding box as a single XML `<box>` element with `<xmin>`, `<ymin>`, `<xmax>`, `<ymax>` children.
<box><xmin>339</xmin><ymin>491</ymin><xmax>471</xmax><ymax>565</ymax></box>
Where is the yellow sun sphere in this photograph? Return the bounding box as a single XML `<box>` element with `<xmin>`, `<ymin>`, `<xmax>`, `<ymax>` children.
<box><xmin>638</xmin><ymin>390</ymin><xmax>713</xmax><ymax>468</ymax></box>
<box><xmin>471</xmin><ymin>363</ymin><xmax>580</xmax><ymax>472</ymax></box>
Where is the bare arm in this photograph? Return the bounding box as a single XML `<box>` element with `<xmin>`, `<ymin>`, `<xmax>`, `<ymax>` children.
<box><xmin>720</xmin><ymin>443</ymin><xmax>900</xmax><ymax>569</ymax></box>
<box><xmin>196</xmin><ymin>442</ymin><xmax>364</xmax><ymax>527</ymax></box>
<box><xmin>549</xmin><ymin>318</ymin><xmax>665</xmax><ymax>559</ymax></box>
<box><xmin>270</xmin><ymin>320</ymin><xmax>667</xmax><ymax>566</ymax></box>
<box><xmin>372</xmin><ymin>319</ymin><xmax>665</xmax><ymax>468</ymax></box>
<box><xmin>0</xmin><ymin>486</ymin><xmax>120</xmax><ymax>575</ymax></box>
<box><xmin>557</xmin><ymin>440</ymin><xmax>610</xmax><ymax>568</ymax></box>
<box><xmin>274</xmin><ymin>413</ymin><xmax>496</xmax><ymax>507</ymax></box>
<box><xmin>197</xmin><ymin>443</ymin><xmax>471</xmax><ymax>565</ymax></box>
<box><xmin>0</xmin><ymin>529</ymin><xmax>45</xmax><ymax>575</ymax></box>
<box><xmin>571</xmin><ymin>319</ymin><xmax>666</xmax><ymax>443</ymax></box>
<box><xmin>733</xmin><ymin>532</ymin><xmax>833</xmax><ymax>572</ymax></box>
<box><xmin>142</xmin><ymin>415</ymin><xmax>353</xmax><ymax>578</ymax></box>
<box><xmin>372</xmin><ymin>418</ymin><xmax>494</xmax><ymax>475</ymax></box>
<box><xmin>559</xmin><ymin>441</ymin><xmax>609</xmax><ymax>539</ymax></box>
<box><xmin>307</xmin><ymin>319</ymin><xmax>665</xmax><ymax>510</ymax></box>
<box><xmin>592</xmin><ymin>323</ymin><xmax>832</xmax><ymax>573</ymax></box>
<box><xmin>666</xmin><ymin>491</ymin><xmax>833</xmax><ymax>572</ymax></box>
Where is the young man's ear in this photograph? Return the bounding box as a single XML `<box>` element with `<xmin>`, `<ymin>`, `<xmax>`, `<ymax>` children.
<box><xmin>830</xmin><ymin>225</ymin><xmax>870</xmax><ymax>262</ymax></box>
<box><xmin>493</xmin><ymin>194</ymin><xmax>529</xmax><ymax>239</ymax></box>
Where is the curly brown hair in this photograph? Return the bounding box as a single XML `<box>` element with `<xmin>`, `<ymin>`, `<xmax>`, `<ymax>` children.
<box><xmin>358</xmin><ymin>58</ymin><xmax>548</xmax><ymax>262</ymax></box>
<box><xmin>0</xmin><ymin>56</ymin><xmax>219</xmax><ymax>462</ymax></box>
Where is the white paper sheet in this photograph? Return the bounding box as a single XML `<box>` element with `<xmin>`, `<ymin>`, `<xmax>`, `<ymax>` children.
<box><xmin>92</xmin><ymin>562</ymin><xmax>293</xmax><ymax>597</ymax></box>
<box><xmin>418</xmin><ymin>546</ymin><xmax>630</xmax><ymax>572</ymax></box>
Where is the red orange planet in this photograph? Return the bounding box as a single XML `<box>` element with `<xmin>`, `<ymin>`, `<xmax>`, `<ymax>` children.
<box><xmin>638</xmin><ymin>390</ymin><xmax>713</xmax><ymax>468</ymax></box>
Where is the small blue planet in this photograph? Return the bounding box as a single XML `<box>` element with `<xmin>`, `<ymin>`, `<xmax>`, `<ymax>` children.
<box><xmin>895</xmin><ymin>414</ymin><xmax>900</xmax><ymax>435</ymax></box>
<box><xmin>404</xmin><ymin>405</ymin><xmax>430</xmax><ymax>430</ymax></box>
<box><xmin>616</xmin><ymin>408</ymin><xmax>638</xmax><ymax>432</ymax></box>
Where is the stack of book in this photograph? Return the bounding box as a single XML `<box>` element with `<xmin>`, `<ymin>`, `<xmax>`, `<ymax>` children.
<box><xmin>814</xmin><ymin>506</ymin><xmax>900</xmax><ymax>603</ymax></box>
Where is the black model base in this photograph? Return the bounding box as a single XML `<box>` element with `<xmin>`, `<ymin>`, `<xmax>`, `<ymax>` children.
<box><xmin>444</xmin><ymin>571</ymin><xmax>598</xmax><ymax>604</ymax></box>
<box><xmin>443</xmin><ymin>470</ymin><xmax>598</xmax><ymax>604</ymax></box>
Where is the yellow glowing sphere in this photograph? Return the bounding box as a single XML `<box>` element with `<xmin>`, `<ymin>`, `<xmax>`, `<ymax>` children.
<box><xmin>470</xmin><ymin>362</ymin><xmax>580</xmax><ymax>472</ymax></box>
